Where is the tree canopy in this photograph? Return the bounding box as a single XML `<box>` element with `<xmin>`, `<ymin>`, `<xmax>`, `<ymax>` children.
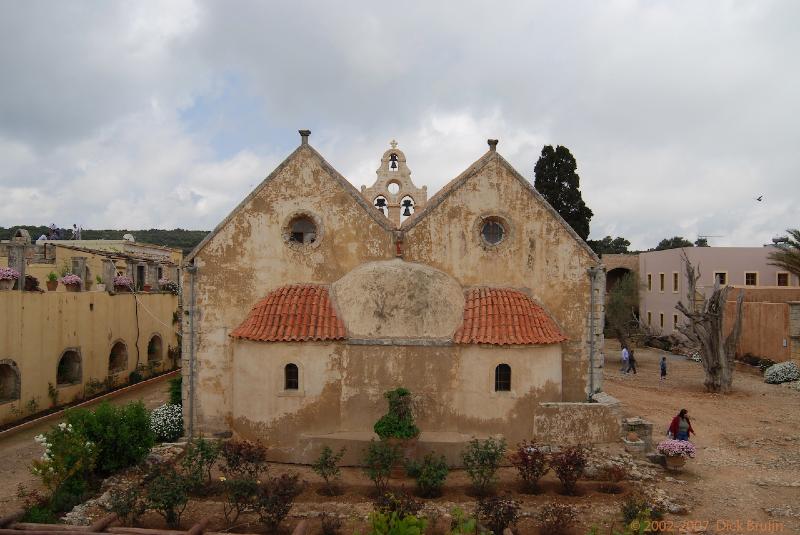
<box><xmin>768</xmin><ymin>228</ymin><xmax>800</xmax><ymax>276</ymax></box>
<box><xmin>533</xmin><ymin>145</ymin><xmax>593</xmax><ymax>240</ymax></box>
<box><xmin>654</xmin><ymin>236</ymin><xmax>694</xmax><ymax>251</ymax></box>
<box><xmin>588</xmin><ymin>235</ymin><xmax>630</xmax><ymax>255</ymax></box>
<box><xmin>694</xmin><ymin>237</ymin><xmax>709</xmax><ymax>247</ymax></box>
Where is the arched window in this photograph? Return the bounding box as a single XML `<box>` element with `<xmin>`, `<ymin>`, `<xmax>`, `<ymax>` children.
<box><xmin>57</xmin><ymin>350</ymin><xmax>82</xmax><ymax>386</ymax></box>
<box><xmin>374</xmin><ymin>196</ymin><xmax>388</xmax><ymax>216</ymax></box>
<box><xmin>147</xmin><ymin>335</ymin><xmax>163</xmax><ymax>362</ymax></box>
<box><xmin>0</xmin><ymin>360</ymin><xmax>21</xmax><ymax>403</ymax></box>
<box><xmin>400</xmin><ymin>196</ymin><xmax>415</xmax><ymax>221</ymax></box>
<box><xmin>388</xmin><ymin>153</ymin><xmax>399</xmax><ymax>171</ymax></box>
<box><xmin>495</xmin><ymin>364</ymin><xmax>511</xmax><ymax>392</ymax></box>
<box><xmin>109</xmin><ymin>341</ymin><xmax>128</xmax><ymax>374</ymax></box>
<box><xmin>284</xmin><ymin>363</ymin><xmax>299</xmax><ymax>390</ymax></box>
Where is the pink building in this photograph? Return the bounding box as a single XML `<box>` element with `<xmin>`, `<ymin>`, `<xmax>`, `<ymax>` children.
<box><xmin>638</xmin><ymin>247</ymin><xmax>799</xmax><ymax>336</ymax></box>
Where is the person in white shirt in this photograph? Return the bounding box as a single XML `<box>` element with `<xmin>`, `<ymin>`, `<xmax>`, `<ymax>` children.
<box><xmin>621</xmin><ymin>346</ymin><xmax>630</xmax><ymax>373</ymax></box>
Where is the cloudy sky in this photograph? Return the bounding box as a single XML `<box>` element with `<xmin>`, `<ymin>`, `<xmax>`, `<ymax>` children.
<box><xmin>1</xmin><ymin>1</ymin><xmax>798</xmax><ymax>249</ymax></box>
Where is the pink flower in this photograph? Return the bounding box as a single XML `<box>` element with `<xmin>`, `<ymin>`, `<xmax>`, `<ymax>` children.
<box><xmin>0</xmin><ymin>267</ymin><xmax>20</xmax><ymax>281</ymax></box>
<box><xmin>60</xmin><ymin>274</ymin><xmax>82</xmax><ymax>286</ymax></box>
<box><xmin>657</xmin><ymin>439</ymin><xmax>696</xmax><ymax>458</ymax></box>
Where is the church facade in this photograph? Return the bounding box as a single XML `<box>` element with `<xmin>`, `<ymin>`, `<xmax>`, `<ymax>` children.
<box><xmin>182</xmin><ymin>131</ymin><xmax>606</xmax><ymax>463</ymax></box>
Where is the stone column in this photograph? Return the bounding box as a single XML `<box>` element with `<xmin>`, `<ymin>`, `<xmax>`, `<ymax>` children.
<box><xmin>147</xmin><ymin>263</ymin><xmax>159</xmax><ymax>289</ymax></box>
<box><xmin>71</xmin><ymin>257</ymin><xmax>87</xmax><ymax>290</ymax></box>
<box><xmin>102</xmin><ymin>259</ymin><xmax>116</xmax><ymax>288</ymax></box>
<box><xmin>7</xmin><ymin>244</ymin><xmax>26</xmax><ymax>291</ymax></box>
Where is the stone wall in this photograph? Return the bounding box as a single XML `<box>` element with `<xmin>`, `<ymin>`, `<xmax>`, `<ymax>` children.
<box><xmin>532</xmin><ymin>393</ymin><xmax>623</xmax><ymax>445</ymax></box>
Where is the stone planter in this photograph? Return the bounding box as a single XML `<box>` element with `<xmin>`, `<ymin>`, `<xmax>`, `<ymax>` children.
<box><xmin>622</xmin><ymin>437</ymin><xmax>646</xmax><ymax>455</ymax></box>
<box><xmin>665</xmin><ymin>455</ymin><xmax>687</xmax><ymax>471</ymax></box>
<box><xmin>46</xmin><ymin>280</ymin><xmax>58</xmax><ymax>291</ymax></box>
<box><xmin>0</xmin><ymin>279</ymin><xmax>15</xmax><ymax>290</ymax></box>
<box><xmin>65</xmin><ymin>284</ymin><xmax>81</xmax><ymax>292</ymax></box>
<box><xmin>96</xmin><ymin>283</ymin><xmax>106</xmax><ymax>292</ymax></box>
<box><xmin>386</xmin><ymin>435</ymin><xmax>419</xmax><ymax>478</ymax></box>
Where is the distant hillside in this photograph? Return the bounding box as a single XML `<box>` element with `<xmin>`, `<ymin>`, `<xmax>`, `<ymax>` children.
<box><xmin>1</xmin><ymin>226</ymin><xmax>210</xmax><ymax>255</ymax></box>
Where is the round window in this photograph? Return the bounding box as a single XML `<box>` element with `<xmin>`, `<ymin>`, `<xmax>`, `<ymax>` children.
<box><xmin>481</xmin><ymin>219</ymin><xmax>506</xmax><ymax>246</ymax></box>
<box><xmin>288</xmin><ymin>216</ymin><xmax>317</xmax><ymax>245</ymax></box>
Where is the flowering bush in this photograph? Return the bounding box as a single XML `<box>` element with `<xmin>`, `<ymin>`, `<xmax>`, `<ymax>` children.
<box><xmin>150</xmin><ymin>403</ymin><xmax>184</xmax><ymax>442</ymax></box>
<box><xmin>551</xmin><ymin>446</ymin><xmax>586</xmax><ymax>495</ymax></box>
<box><xmin>158</xmin><ymin>279</ymin><xmax>179</xmax><ymax>295</ymax></box>
<box><xmin>31</xmin><ymin>423</ymin><xmax>97</xmax><ymax>511</ymax></box>
<box><xmin>0</xmin><ymin>267</ymin><xmax>20</xmax><ymax>280</ymax></box>
<box><xmin>657</xmin><ymin>439</ymin><xmax>696</xmax><ymax>458</ymax></box>
<box><xmin>764</xmin><ymin>362</ymin><xmax>800</xmax><ymax>384</ymax></box>
<box><xmin>59</xmin><ymin>274</ymin><xmax>82</xmax><ymax>286</ymax></box>
<box><xmin>510</xmin><ymin>441</ymin><xmax>550</xmax><ymax>493</ymax></box>
<box><xmin>536</xmin><ymin>503</ymin><xmax>576</xmax><ymax>535</ymax></box>
<box><xmin>113</xmin><ymin>275</ymin><xmax>134</xmax><ymax>288</ymax></box>
<box><xmin>477</xmin><ymin>496</ymin><xmax>521</xmax><ymax>535</ymax></box>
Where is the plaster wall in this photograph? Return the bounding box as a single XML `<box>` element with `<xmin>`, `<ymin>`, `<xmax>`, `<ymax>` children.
<box><xmin>230</xmin><ymin>340</ymin><xmax>561</xmax><ymax>463</ymax></box>
<box><xmin>401</xmin><ymin>156</ymin><xmax>600</xmax><ymax>400</ymax></box>
<box><xmin>0</xmin><ymin>291</ymin><xmax>179</xmax><ymax>424</ymax></box>
<box><xmin>184</xmin><ymin>146</ymin><xmax>396</xmax><ymax>434</ymax></box>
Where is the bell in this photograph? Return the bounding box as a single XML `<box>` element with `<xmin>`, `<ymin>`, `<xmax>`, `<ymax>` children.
<box><xmin>390</xmin><ymin>160</ymin><xmax>398</xmax><ymax>170</ymax></box>
<box><xmin>403</xmin><ymin>206</ymin><xmax>412</xmax><ymax>216</ymax></box>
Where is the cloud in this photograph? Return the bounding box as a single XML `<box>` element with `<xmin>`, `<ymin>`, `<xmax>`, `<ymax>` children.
<box><xmin>0</xmin><ymin>0</ymin><xmax>798</xmax><ymax>249</ymax></box>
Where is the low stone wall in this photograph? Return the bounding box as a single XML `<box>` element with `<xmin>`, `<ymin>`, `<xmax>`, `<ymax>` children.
<box><xmin>532</xmin><ymin>393</ymin><xmax>622</xmax><ymax>445</ymax></box>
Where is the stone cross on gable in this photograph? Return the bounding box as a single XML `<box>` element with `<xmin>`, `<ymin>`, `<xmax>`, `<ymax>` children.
<box><xmin>390</xmin><ymin>139</ymin><xmax>398</xmax><ymax>149</ymax></box>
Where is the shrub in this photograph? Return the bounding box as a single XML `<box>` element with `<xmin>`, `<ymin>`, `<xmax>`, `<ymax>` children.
<box><xmin>621</xmin><ymin>492</ymin><xmax>664</xmax><ymax>527</ymax></box>
<box><xmin>222</xmin><ymin>477</ymin><xmax>259</xmax><ymax>525</ymax></box>
<box><xmin>255</xmin><ymin>473</ymin><xmax>304</xmax><ymax>531</ymax></box>
<box><xmin>551</xmin><ymin>446</ymin><xmax>586</xmax><ymax>495</ymax></box>
<box><xmin>373</xmin><ymin>491</ymin><xmax>423</xmax><ymax>518</ymax></box>
<box><xmin>368</xmin><ymin>512</ymin><xmax>427</xmax><ymax>535</ymax></box>
<box><xmin>84</xmin><ymin>378</ymin><xmax>105</xmax><ymax>397</ymax></box>
<box><xmin>18</xmin><ymin>486</ymin><xmax>57</xmax><ymax>523</ymax></box>
<box><xmin>362</xmin><ymin>440</ymin><xmax>401</xmax><ymax>495</ymax></box>
<box><xmin>65</xmin><ymin>401</ymin><xmax>154</xmax><ymax>476</ymax></box>
<box><xmin>169</xmin><ymin>376</ymin><xmax>182</xmax><ymax>406</ymax></box>
<box><xmin>448</xmin><ymin>507</ymin><xmax>478</xmax><ymax>535</ymax></box>
<box><xmin>477</xmin><ymin>496</ymin><xmax>520</xmax><ymax>535</ymax></box>
<box><xmin>109</xmin><ymin>487</ymin><xmax>146</xmax><ymax>526</ymax></box>
<box><xmin>150</xmin><ymin>403</ymin><xmax>184</xmax><ymax>442</ymax></box>
<box><xmin>406</xmin><ymin>452</ymin><xmax>448</xmax><ymax>498</ymax></box>
<box><xmin>129</xmin><ymin>370</ymin><xmax>144</xmax><ymax>384</ymax></box>
<box><xmin>461</xmin><ymin>437</ymin><xmax>506</xmax><ymax>497</ymax></box>
<box><xmin>536</xmin><ymin>503</ymin><xmax>576</xmax><ymax>535</ymax></box>
<box><xmin>598</xmin><ymin>464</ymin><xmax>628</xmax><ymax>494</ymax></box>
<box><xmin>31</xmin><ymin>423</ymin><xmax>97</xmax><ymax>511</ymax></box>
<box><xmin>374</xmin><ymin>387</ymin><xmax>419</xmax><ymax>440</ymax></box>
<box><xmin>146</xmin><ymin>469</ymin><xmax>188</xmax><ymax>529</ymax></box>
<box><xmin>220</xmin><ymin>439</ymin><xmax>268</xmax><ymax>480</ymax></box>
<box><xmin>47</xmin><ymin>383</ymin><xmax>59</xmax><ymax>408</ymax></box>
<box><xmin>181</xmin><ymin>436</ymin><xmax>221</xmax><ymax>492</ymax></box>
<box><xmin>321</xmin><ymin>510</ymin><xmax>343</xmax><ymax>535</ymax></box>
<box><xmin>764</xmin><ymin>361</ymin><xmax>800</xmax><ymax>384</ymax></box>
<box><xmin>312</xmin><ymin>445</ymin><xmax>346</xmax><ymax>496</ymax></box>
<box><xmin>510</xmin><ymin>441</ymin><xmax>549</xmax><ymax>493</ymax></box>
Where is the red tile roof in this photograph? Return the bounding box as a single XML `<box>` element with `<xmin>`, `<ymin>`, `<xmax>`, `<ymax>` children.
<box><xmin>230</xmin><ymin>285</ymin><xmax>346</xmax><ymax>342</ymax></box>
<box><xmin>454</xmin><ymin>288</ymin><xmax>567</xmax><ymax>345</ymax></box>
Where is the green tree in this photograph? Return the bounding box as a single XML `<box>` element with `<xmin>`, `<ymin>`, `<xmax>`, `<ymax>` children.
<box><xmin>533</xmin><ymin>145</ymin><xmax>593</xmax><ymax>240</ymax></box>
<box><xmin>768</xmin><ymin>228</ymin><xmax>800</xmax><ymax>277</ymax></box>
<box><xmin>654</xmin><ymin>236</ymin><xmax>694</xmax><ymax>251</ymax></box>
<box><xmin>694</xmin><ymin>237</ymin><xmax>709</xmax><ymax>247</ymax></box>
<box><xmin>588</xmin><ymin>236</ymin><xmax>630</xmax><ymax>255</ymax></box>
<box><xmin>605</xmin><ymin>272</ymin><xmax>640</xmax><ymax>343</ymax></box>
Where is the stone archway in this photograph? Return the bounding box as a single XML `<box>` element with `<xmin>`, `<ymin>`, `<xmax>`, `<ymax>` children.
<box><xmin>109</xmin><ymin>341</ymin><xmax>128</xmax><ymax>374</ymax></box>
<box><xmin>0</xmin><ymin>359</ymin><xmax>21</xmax><ymax>403</ymax></box>
<box><xmin>57</xmin><ymin>349</ymin><xmax>82</xmax><ymax>386</ymax></box>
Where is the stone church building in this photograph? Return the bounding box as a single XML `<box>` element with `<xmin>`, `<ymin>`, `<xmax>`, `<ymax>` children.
<box><xmin>183</xmin><ymin>131</ymin><xmax>608</xmax><ymax>463</ymax></box>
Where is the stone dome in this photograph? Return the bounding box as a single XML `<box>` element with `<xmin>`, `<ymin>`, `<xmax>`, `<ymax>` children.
<box><xmin>331</xmin><ymin>259</ymin><xmax>464</xmax><ymax>340</ymax></box>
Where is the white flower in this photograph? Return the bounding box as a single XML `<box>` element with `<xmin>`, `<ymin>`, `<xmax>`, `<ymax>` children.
<box><xmin>34</xmin><ymin>434</ymin><xmax>46</xmax><ymax>444</ymax></box>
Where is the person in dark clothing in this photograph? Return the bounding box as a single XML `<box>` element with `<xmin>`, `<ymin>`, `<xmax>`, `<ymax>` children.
<box><xmin>626</xmin><ymin>349</ymin><xmax>637</xmax><ymax>374</ymax></box>
<box><xmin>660</xmin><ymin>356</ymin><xmax>667</xmax><ymax>380</ymax></box>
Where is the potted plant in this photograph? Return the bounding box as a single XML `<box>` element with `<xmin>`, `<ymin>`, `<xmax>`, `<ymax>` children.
<box><xmin>46</xmin><ymin>272</ymin><xmax>59</xmax><ymax>291</ymax></box>
<box><xmin>113</xmin><ymin>274</ymin><xmax>134</xmax><ymax>293</ymax></box>
<box><xmin>374</xmin><ymin>387</ymin><xmax>420</xmax><ymax>477</ymax></box>
<box><xmin>0</xmin><ymin>267</ymin><xmax>20</xmax><ymax>290</ymax></box>
<box><xmin>656</xmin><ymin>439</ymin><xmax>696</xmax><ymax>471</ymax></box>
<box><xmin>60</xmin><ymin>273</ymin><xmax>83</xmax><ymax>292</ymax></box>
<box><xmin>159</xmin><ymin>278</ymin><xmax>179</xmax><ymax>295</ymax></box>
<box><xmin>95</xmin><ymin>275</ymin><xmax>106</xmax><ymax>292</ymax></box>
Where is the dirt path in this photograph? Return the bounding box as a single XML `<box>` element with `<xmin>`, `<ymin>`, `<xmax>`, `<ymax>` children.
<box><xmin>0</xmin><ymin>376</ymin><xmax>173</xmax><ymax>516</ymax></box>
<box><xmin>603</xmin><ymin>343</ymin><xmax>800</xmax><ymax>533</ymax></box>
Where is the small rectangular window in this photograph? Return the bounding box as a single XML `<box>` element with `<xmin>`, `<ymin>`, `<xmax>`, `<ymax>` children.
<box><xmin>659</xmin><ymin>313</ymin><xmax>664</xmax><ymax>328</ymax></box>
<box><xmin>659</xmin><ymin>273</ymin><xmax>665</xmax><ymax>292</ymax></box>
<box><xmin>495</xmin><ymin>364</ymin><xmax>511</xmax><ymax>392</ymax></box>
<box><xmin>714</xmin><ymin>272</ymin><xmax>727</xmax><ymax>286</ymax></box>
<box><xmin>745</xmin><ymin>272</ymin><xmax>758</xmax><ymax>286</ymax></box>
<box><xmin>673</xmin><ymin>272</ymin><xmax>679</xmax><ymax>293</ymax></box>
<box><xmin>673</xmin><ymin>314</ymin><xmax>678</xmax><ymax>329</ymax></box>
<box><xmin>647</xmin><ymin>311</ymin><xmax>652</xmax><ymax>325</ymax></box>
<box><xmin>647</xmin><ymin>274</ymin><xmax>652</xmax><ymax>292</ymax></box>
<box><xmin>777</xmin><ymin>273</ymin><xmax>789</xmax><ymax>286</ymax></box>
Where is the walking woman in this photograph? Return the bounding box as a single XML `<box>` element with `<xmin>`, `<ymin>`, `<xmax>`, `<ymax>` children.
<box><xmin>668</xmin><ymin>409</ymin><xmax>695</xmax><ymax>441</ymax></box>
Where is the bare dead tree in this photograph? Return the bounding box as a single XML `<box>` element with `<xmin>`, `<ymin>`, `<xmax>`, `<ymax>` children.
<box><xmin>674</xmin><ymin>251</ymin><xmax>744</xmax><ymax>393</ymax></box>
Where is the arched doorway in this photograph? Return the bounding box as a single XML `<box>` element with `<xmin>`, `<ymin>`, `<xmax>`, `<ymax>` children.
<box><xmin>57</xmin><ymin>349</ymin><xmax>82</xmax><ymax>386</ymax></box>
<box><xmin>109</xmin><ymin>341</ymin><xmax>128</xmax><ymax>375</ymax></box>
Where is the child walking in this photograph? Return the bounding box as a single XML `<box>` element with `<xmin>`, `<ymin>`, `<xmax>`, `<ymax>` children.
<box><xmin>660</xmin><ymin>356</ymin><xmax>667</xmax><ymax>381</ymax></box>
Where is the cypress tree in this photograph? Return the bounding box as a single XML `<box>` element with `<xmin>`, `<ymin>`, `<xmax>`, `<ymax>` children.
<box><xmin>533</xmin><ymin>145</ymin><xmax>593</xmax><ymax>240</ymax></box>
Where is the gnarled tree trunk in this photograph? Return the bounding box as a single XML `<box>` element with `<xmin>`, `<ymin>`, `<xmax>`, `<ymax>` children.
<box><xmin>675</xmin><ymin>253</ymin><xmax>744</xmax><ymax>393</ymax></box>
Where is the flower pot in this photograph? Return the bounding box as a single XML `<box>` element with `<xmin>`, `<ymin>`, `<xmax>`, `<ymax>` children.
<box><xmin>0</xmin><ymin>279</ymin><xmax>14</xmax><ymax>290</ymax></box>
<box><xmin>665</xmin><ymin>455</ymin><xmax>686</xmax><ymax>471</ymax></box>
<box><xmin>46</xmin><ymin>280</ymin><xmax>58</xmax><ymax>291</ymax></box>
<box><xmin>386</xmin><ymin>436</ymin><xmax>419</xmax><ymax>478</ymax></box>
<box><xmin>143</xmin><ymin>284</ymin><xmax>152</xmax><ymax>292</ymax></box>
<box><xmin>115</xmin><ymin>285</ymin><xmax>131</xmax><ymax>293</ymax></box>
<box><xmin>65</xmin><ymin>284</ymin><xmax>81</xmax><ymax>292</ymax></box>
<box><xmin>96</xmin><ymin>283</ymin><xmax>106</xmax><ymax>292</ymax></box>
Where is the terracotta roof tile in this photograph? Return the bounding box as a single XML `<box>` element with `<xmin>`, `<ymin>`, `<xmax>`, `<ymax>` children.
<box><xmin>454</xmin><ymin>288</ymin><xmax>567</xmax><ymax>346</ymax></box>
<box><xmin>230</xmin><ymin>285</ymin><xmax>346</xmax><ymax>343</ymax></box>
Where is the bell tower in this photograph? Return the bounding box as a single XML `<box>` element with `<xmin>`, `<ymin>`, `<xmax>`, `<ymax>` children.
<box><xmin>361</xmin><ymin>140</ymin><xmax>428</xmax><ymax>227</ymax></box>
